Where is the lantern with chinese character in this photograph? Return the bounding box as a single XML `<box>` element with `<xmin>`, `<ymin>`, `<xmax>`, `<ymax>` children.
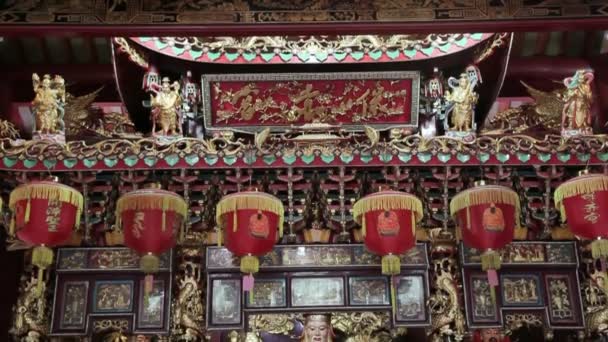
<box><xmin>450</xmin><ymin>182</ymin><xmax>520</xmax><ymax>290</ymax></box>
<box><xmin>554</xmin><ymin>172</ymin><xmax>608</xmax><ymax>261</ymax></box>
<box><xmin>116</xmin><ymin>186</ymin><xmax>187</xmax><ymax>293</ymax></box>
<box><xmin>9</xmin><ymin>180</ymin><xmax>83</xmax><ymax>291</ymax></box>
<box><xmin>215</xmin><ymin>191</ymin><xmax>284</xmax><ymax>291</ymax></box>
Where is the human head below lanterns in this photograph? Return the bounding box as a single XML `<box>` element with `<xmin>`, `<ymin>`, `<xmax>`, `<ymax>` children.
<box><xmin>301</xmin><ymin>314</ymin><xmax>333</xmax><ymax>342</ymax></box>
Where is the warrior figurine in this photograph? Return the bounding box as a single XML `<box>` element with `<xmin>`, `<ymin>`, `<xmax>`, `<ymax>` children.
<box><xmin>31</xmin><ymin>73</ymin><xmax>66</xmax><ymax>136</ymax></box>
<box><xmin>301</xmin><ymin>314</ymin><xmax>333</xmax><ymax>342</ymax></box>
<box><xmin>560</xmin><ymin>69</ymin><xmax>594</xmax><ymax>136</ymax></box>
<box><xmin>150</xmin><ymin>77</ymin><xmax>182</xmax><ymax>137</ymax></box>
<box><xmin>445</xmin><ymin>73</ymin><xmax>478</xmax><ymax>133</ymax></box>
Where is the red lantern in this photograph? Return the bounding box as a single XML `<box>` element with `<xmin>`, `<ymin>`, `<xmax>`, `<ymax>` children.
<box><xmin>116</xmin><ymin>186</ymin><xmax>187</xmax><ymax>293</ymax></box>
<box><xmin>450</xmin><ymin>182</ymin><xmax>520</xmax><ymax>290</ymax></box>
<box><xmin>352</xmin><ymin>190</ymin><xmax>423</xmax><ymax>315</ymax></box>
<box><xmin>216</xmin><ymin>191</ymin><xmax>284</xmax><ymax>291</ymax></box>
<box><xmin>9</xmin><ymin>180</ymin><xmax>84</xmax><ymax>291</ymax></box>
<box><xmin>352</xmin><ymin>190</ymin><xmax>422</xmax><ymax>275</ymax></box>
<box><xmin>554</xmin><ymin>172</ymin><xmax>608</xmax><ymax>260</ymax></box>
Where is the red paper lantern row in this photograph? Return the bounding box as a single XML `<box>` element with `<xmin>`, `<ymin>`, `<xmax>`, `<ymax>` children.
<box><xmin>352</xmin><ymin>190</ymin><xmax>423</xmax><ymax>275</ymax></box>
<box><xmin>116</xmin><ymin>186</ymin><xmax>187</xmax><ymax>293</ymax></box>
<box><xmin>450</xmin><ymin>182</ymin><xmax>520</xmax><ymax>289</ymax></box>
<box><xmin>216</xmin><ymin>191</ymin><xmax>284</xmax><ymax>291</ymax></box>
<box><xmin>9</xmin><ymin>180</ymin><xmax>84</xmax><ymax>291</ymax></box>
<box><xmin>554</xmin><ymin>172</ymin><xmax>608</xmax><ymax>260</ymax></box>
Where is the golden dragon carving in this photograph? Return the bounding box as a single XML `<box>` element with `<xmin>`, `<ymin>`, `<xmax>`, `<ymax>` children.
<box><xmin>426</xmin><ymin>258</ymin><xmax>466</xmax><ymax>342</ymax></box>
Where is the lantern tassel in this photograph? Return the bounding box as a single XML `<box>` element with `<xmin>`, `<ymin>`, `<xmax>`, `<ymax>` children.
<box><xmin>382</xmin><ymin>255</ymin><xmax>401</xmax><ymax>276</ymax></box>
<box><xmin>362</xmin><ymin>215</ymin><xmax>366</xmax><ymax>237</ymax></box>
<box><xmin>9</xmin><ymin>215</ymin><xmax>15</xmax><ymax>237</ymax></box>
<box><xmin>240</xmin><ymin>255</ymin><xmax>259</xmax><ymax>274</ymax></box>
<box><xmin>591</xmin><ymin>239</ymin><xmax>608</xmax><ymax>260</ymax></box>
<box><xmin>32</xmin><ymin>246</ymin><xmax>53</xmax><ymax>295</ymax></box>
<box><xmin>390</xmin><ymin>276</ymin><xmax>397</xmax><ymax>319</ymax></box>
<box><xmin>140</xmin><ymin>253</ymin><xmax>160</xmax><ymax>274</ymax></box>
<box><xmin>25</xmin><ymin>196</ymin><xmax>31</xmax><ymax>224</ymax></box>
<box><xmin>482</xmin><ymin>250</ymin><xmax>501</xmax><ymax>304</ymax></box>
<box><xmin>144</xmin><ymin>274</ymin><xmax>154</xmax><ymax>296</ymax></box>
<box><xmin>217</xmin><ymin>227</ymin><xmax>223</xmax><ymax>247</ymax></box>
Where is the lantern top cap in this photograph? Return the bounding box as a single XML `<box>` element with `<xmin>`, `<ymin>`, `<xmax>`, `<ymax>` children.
<box><xmin>449</xmin><ymin>184</ymin><xmax>520</xmax><ymax>216</ymax></box>
<box><xmin>554</xmin><ymin>172</ymin><xmax>608</xmax><ymax>221</ymax></box>
<box><xmin>116</xmin><ymin>188</ymin><xmax>188</xmax><ymax>217</ymax></box>
<box><xmin>9</xmin><ymin>181</ymin><xmax>84</xmax><ymax>210</ymax></box>
<box><xmin>352</xmin><ymin>190</ymin><xmax>423</xmax><ymax>224</ymax></box>
<box><xmin>474</xmin><ymin>180</ymin><xmax>486</xmax><ymax>186</ymax></box>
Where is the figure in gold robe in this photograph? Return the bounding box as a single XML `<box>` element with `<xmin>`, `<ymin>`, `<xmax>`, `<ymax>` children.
<box><xmin>31</xmin><ymin>73</ymin><xmax>65</xmax><ymax>134</ymax></box>
<box><xmin>561</xmin><ymin>69</ymin><xmax>594</xmax><ymax>132</ymax></box>
<box><xmin>150</xmin><ymin>77</ymin><xmax>182</xmax><ymax>136</ymax></box>
<box><xmin>445</xmin><ymin>73</ymin><xmax>478</xmax><ymax>132</ymax></box>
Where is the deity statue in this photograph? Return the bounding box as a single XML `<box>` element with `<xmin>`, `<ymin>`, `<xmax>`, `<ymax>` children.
<box><xmin>560</xmin><ymin>69</ymin><xmax>594</xmax><ymax>136</ymax></box>
<box><xmin>150</xmin><ymin>77</ymin><xmax>182</xmax><ymax>137</ymax></box>
<box><xmin>301</xmin><ymin>314</ymin><xmax>333</xmax><ymax>342</ymax></box>
<box><xmin>31</xmin><ymin>73</ymin><xmax>66</xmax><ymax>136</ymax></box>
<box><xmin>445</xmin><ymin>73</ymin><xmax>478</xmax><ymax>134</ymax></box>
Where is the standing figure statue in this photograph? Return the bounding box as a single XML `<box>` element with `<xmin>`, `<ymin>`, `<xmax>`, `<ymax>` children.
<box><xmin>442</xmin><ymin>70</ymin><xmax>479</xmax><ymax>142</ymax></box>
<box><xmin>560</xmin><ymin>69</ymin><xmax>594</xmax><ymax>136</ymax></box>
<box><xmin>445</xmin><ymin>73</ymin><xmax>478</xmax><ymax>132</ymax></box>
<box><xmin>31</xmin><ymin>73</ymin><xmax>66</xmax><ymax>136</ymax></box>
<box><xmin>150</xmin><ymin>77</ymin><xmax>182</xmax><ymax>137</ymax></box>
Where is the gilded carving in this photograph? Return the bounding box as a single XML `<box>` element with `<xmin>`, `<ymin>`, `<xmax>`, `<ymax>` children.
<box><xmin>445</xmin><ymin>73</ymin><xmax>478</xmax><ymax>133</ymax></box>
<box><xmin>171</xmin><ymin>250</ymin><xmax>205</xmax><ymax>340</ymax></box>
<box><xmin>31</xmin><ymin>73</ymin><xmax>66</xmax><ymax>135</ymax></box>
<box><xmin>10</xmin><ymin>273</ymin><xmax>49</xmax><ymax>341</ymax></box>
<box><xmin>560</xmin><ymin>70</ymin><xmax>594</xmax><ymax>136</ymax></box>
<box><xmin>548</xmin><ymin>278</ymin><xmax>573</xmax><ymax>320</ymax></box>
<box><xmin>0</xmin><ymin>119</ymin><xmax>19</xmax><ymax>139</ymax></box>
<box><xmin>584</xmin><ymin>270</ymin><xmax>608</xmax><ymax>336</ymax></box>
<box><xmin>426</xmin><ymin>258</ymin><xmax>465</xmax><ymax>341</ymax></box>
<box><xmin>150</xmin><ymin>77</ymin><xmax>183</xmax><ymax>137</ymax></box>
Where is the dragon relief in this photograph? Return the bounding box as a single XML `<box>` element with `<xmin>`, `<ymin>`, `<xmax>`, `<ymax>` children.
<box><xmin>584</xmin><ymin>269</ymin><xmax>608</xmax><ymax>337</ymax></box>
<box><xmin>171</xmin><ymin>259</ymin><xmax>205</xmax><ymax>341</ymax></box>
<box><xmin>485</xmin><ymin>81</ymin><xmax>564</xmax><ymax>136</ymax></box>
<box><xmin>426</xmin><ymin>258</ymin><xmax>465</xmax><ymax>342</ymax></box>
<box><xmin>10</xmin><ymin>273</ymin><xmax>49</xmax><ymax>342</ymax></box>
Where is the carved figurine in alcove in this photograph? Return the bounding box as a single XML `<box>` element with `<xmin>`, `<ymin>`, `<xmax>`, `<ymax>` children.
<box><xmin>31</xmin><ymin>73</ymin><xmax>66</xmax><ymax>143</ymax></box>
<box><xmin>301</xmin><ymin>314</ymin><xmax>333</xmax><ymax>342</ymax></box>
<box><xmin>150</xmin><ymin>77</ymin><xmax>182</xmax><ymax>139</ymax></box>
<box><xmin>444</xmin><ymin>71</ymin><xmax>479</xmax><ymax>142</ymax></box>
<box><xmin>560</xmin><ymin>69</ymin><xmax>594</xmax><ymax>137</ymax></box>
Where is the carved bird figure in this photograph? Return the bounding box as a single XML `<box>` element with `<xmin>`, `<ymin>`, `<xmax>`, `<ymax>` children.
<box><xmin>364</xmin><ymin>125</ymin><xmax>379</xmax><ymax>147</ymax></box>
<box><xmin>255</xmin><ymin>127</ymin><xmax>271</xmax><ymax>152</ymax></box>
<box><xmin>63</xmin><ymin>87</ymin><xmax>104</xmax><ymax>136</ymax></box>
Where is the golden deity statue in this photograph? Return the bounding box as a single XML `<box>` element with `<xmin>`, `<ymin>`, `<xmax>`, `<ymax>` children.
<box><xmin>301</xmin><ymin>314</ymin><xmax>333</xmax><ymax>342</ymax></box>
<box><xmin>150</xmin><ymin>77</ymin><xmax>182</xmax><ymax>136</ymax></box>
<box><xmin>560</xmin><ymin>69</ymin><xmax>594</xmax><ymax>135</ymax></box>
<box><xmin>31</xmin><ymin>73</ymin><xmax>65</xmax><ymax>135</ymax></box>
<box><xmin>445</xmin><ymin>73</ymin><xmax>478</xmax><ymax>132</ymax></box>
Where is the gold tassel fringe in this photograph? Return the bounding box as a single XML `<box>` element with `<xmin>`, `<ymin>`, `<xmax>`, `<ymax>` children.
<box><xmin>382</xmin><ymin>254</ymin><xmax>401</xmax><ymax>275</ymax></box>
<box><xmin>9</xmin><ymin>182</ymin><xmax>84</xmax><ymax>229</ymax></box>
<box><xmin>353</xmin><ymin>192</ymin><xmax>423</xmax><ymax>225</ymax></box>
<box><xmin>140</xmin><ymin>253</ymin><xmax>160</xmax><ymax>274</ymax></box>
<box><xmin>390</xmin><ymin>278</ymin><xmax>396</xmax><ymax>319</ymax></box>
<box><xmin>216</xmin><ymin>192</ymin><xmax>285</xmax><ymax>237</ymax></box>
<box><xmin>240</xmin><ymin>255</ymin><xmax>259</xmax><ymax>274</ymax></box>
<box><xmin>450</xmin><ymin>185</ymin><xmax>521</xmax><ymax>227</ymax></box>
<box><xmin>32</xmin><ymin>246</ymin><xmax>54</xmax><ymax>295</ymax></box>
<box><xmin>116</xmin><ymin>190</ymin><xmax>187</xmax><ymax>223</ymax></box>
<box><xmin>554</xmin><ymin>174</ymin><xmax>608</xmax><ymax>222</ymax></box>
<box><xmin>591</xmin><ymin>239</ymin><xmax>608</xmax><ymax>259</ymax></box>
<box><xmin>481</xmin><ymin>250</ymin><xmax>501</xmax><ymax>271</ymax></box>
